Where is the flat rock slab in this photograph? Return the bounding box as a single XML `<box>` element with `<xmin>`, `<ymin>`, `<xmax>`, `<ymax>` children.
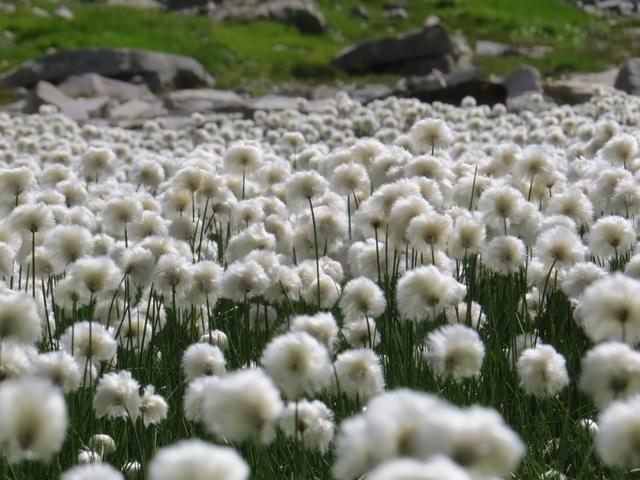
<box><xmin>109</xmin><ymin>99</ymin><xmax>167</xmax><ymax>119</ymax></box>
<box><xmin>0</xmin><ymin>48</ymin><xmax>214</xmax><ymax>91</ymax></box>
<box><xmin>31</xmin><ymin>81</ymin><xmax>109</xmax><ymax>120</ymax></box>
<box><xmin>166</xmin><ymin>88</ymin><xmax>247</xmax><ymax>113</ymax></box>
<box><xmin>58</xmin><ymin>73</ymin><xmax>154</xmax><ymax>101</ymax></box>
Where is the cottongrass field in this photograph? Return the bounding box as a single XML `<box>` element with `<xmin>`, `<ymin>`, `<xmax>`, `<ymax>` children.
<box><xmin>1</xmin><ymin>90</ymin><xmax>640</xmax><ymax>480</ymax></box>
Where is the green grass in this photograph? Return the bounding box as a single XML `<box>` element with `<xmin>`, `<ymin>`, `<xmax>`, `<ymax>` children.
<box><xmin>0</xmin><ymin>0</ymin><xmax>639</xmax><ymax>96</ymax></box>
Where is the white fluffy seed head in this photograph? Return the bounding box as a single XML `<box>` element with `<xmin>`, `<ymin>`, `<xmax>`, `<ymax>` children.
<box><xmin>93</xmin><ymin>370</ymin><xmax>141</xmax><ymax>421</ymax></box>
<box><xmin>333</xmin><ymin>348</ymin><xmax>385</xmax><ymax>401</ymax></box>
<box><xmin>425</xmin><ymin>324</ymin><xmax>485</xmax><ymax>381</ymax></box>
<box><xmin>340</xmin><ymin>277</ymin><xmax>386</xmax><ymax>322</ymax></box>
<box><xmin>0</xmin><ymin>378</ymin><xmax>68</xmax><ymax>463</ymax></box>
<box><xmin>182</xmin><ymin>342</ymin><xmax>226</xmax><ymax>382</ymax></box>
<box><xmin>61</xmin><ymin>464</ymin><xmax>124</xmax><ymax>480</ymax></box>
<box><xmin>202</xmin><ymin>368</ymin><xmax>283</xmax><ymax>444</ymax></box>
<box><xmin>596</xmin><ymin>397</ymin><xmax>640</xmax><ymax>468</ymax></box>
<box><xmin>149</xmin><ymin>439</ymin><xmax>249</xmax><ymax>480</ymax></box>
<box><xmin>261</xmin><ymin>331</ymin><xmax>332</xmax><ymax>399</ymax></box>
<box><xmin>279</xmin><ymin>399</ymin><xmax>335</xmax><ymax>453</ymax></box>
<box><xmin>517</xmin><ymin>344</ymin><xmax>569</xmax><ymax>397</ymax></box>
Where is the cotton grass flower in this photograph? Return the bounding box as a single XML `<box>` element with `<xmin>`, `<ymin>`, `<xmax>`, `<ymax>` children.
<box><xmin>533</xmin><ymin>226</ymin><xmax>585</xmax><ymax>269</ymax></box>
<box><xmin>397</xmin><ymin>265</ymin><xmax>466</xmax><ymax>322</ymax></box>
<box><xmin>93</xmin><ymin>370</ymin><xmax>141</xmax><ymax>421</ymax></box>
<box><xmin>182</xmin><ymin>342</ymin><xmax>226</xmax><ymax>382</ymax></box>
<box><xmin>596</xmin><ymin>397</ymin><xmax>640</xmax><ymax>468</ymax></box>
<box><xmin>445</xmin><ymin>301</ymin><xmax>486</xmax><ymax>329</ymax></box>
<box><xmin>333</xmin><ymin>348</ymin><xmax>385</xmax><ymax>401</ymax></box>
<box><xmin>482</xmin><ymin>235</ymin><xmax>526</xmax><ymax>275</ymax></box>
<box><xmin>279</xmin><ymin>399</ymin><xmax>335</xmax><ymax>453</ymax></box>
<box><xmin>340</xmin><ymin>277</ymin><xmax>386</xmax><ymax>322</ymax></box>
<box><xmin>419</xmin><ymin>405</ymin><xmax>525</xmax><ymax>478</ymax></box>
<box><xmin>0</xmin><ymin>378</ymin><xmax>67</xmax><ymax>463</ymax></box>
<box><xmin>140</xmin><ymin>385</ymin><xmax>168</xmax><ymax>427</ymax></box>
<box><xmin>342</xmin><ymin>317</ymin><xmax>380</xmax><ymax>348</ymax></box>
<box><xmin>183</xmin><ymin>376</ymin><xmax>219</xmax><ymax>423</ymax></box>
<box><xmin>588</xmin><ymin>215</ymin><xmax>635</xmax><ymax>259</ymax></box>
<box><xmin>261</xmin><ymin>331</ymin><xmax>331</xmax><ymax>399</ymax></box>
<box><xmin>517</xmin><ymin>344</ymin><xmax>569</xmax><ymax>397</ymax></box>
<box><xmin>425</xmin><ymin>324</ymin><xmax>485</xmax><ymax>381</ymax></box>
<box><xmin>290</xmin><ymin>312</ymin><xmax>338</xmax><ymax>351</ymax></box>
<box><xmin>149</xmin><ymin>439</ymin><xmax>249</xmax><ymax>480</ymax></box>
<box><xmin>410</xmin><ymin>119</ymin><xmax>452</xmax><ymax>154</ymax></box>
<box><xmin>561</xmin><ymin>262</ymin><xmax>608</xmax><ymax>299</ymax></box>
<box><xmin>60</xmin><ymin>321</ymin><xmax>117</xmax><ymax>363</ymax></box>
<box><xmin>0</xmin><ymin>290</ymin><xmax>42</xmax><ymax>344</ymax></box>
<box><xmin>580</xmin><ymin>273</ymin><xmax>640</xmax><ymax>343</ymax></box>
<box><xmin>221</xmin><ymin>260</ymin><xmax>270</xmax><ymax>301</ymax></box>
<box><xmin>367</xmin><ymin>456</ymin><xmax>471</xmax><ymax>480</ymax></box>
<box><xmin>580</xmin><ymin>342</ymin><xmax>640</xmax><ymax>408</ymax></box>
<box><xmin>61</xmin><ymin>464</ymin><xmax>124</xmax><ymax>480</ymax></box>
<box><xmin>32</xmin><ymin>350</ymin><xmax>81</xmax><ymax>393</ymax></box>
<box><xmin>202</xmin><ymin>368</ymin><xmax>283</xmax><ymax>443</ymax></box>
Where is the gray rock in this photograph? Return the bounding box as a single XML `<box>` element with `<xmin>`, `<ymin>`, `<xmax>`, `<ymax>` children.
<box><xmin>475</xmin><ymin>41</ymin><xmax>551</xmax><ymax>59</ymax></box>
<box><xmin>248</xmin><ymin>94</ymin><xmax>330</xmax><ymax>113</ymax></box>
<box><xmin>109</xmin><ymin>99</ymin><xmax>167</xmax><ymax>119</ymax></box>
<box><xmin>0</xmin><ymin>3</ymin><xmax>17</xmax><ymax>13</ymax></box>
<box><xmin>475</xmin><ymin>40</ymin><xmax>511</xmax><ymax>57</ymax></box>
<box><xmin>31</xmin><ymin>81</ymin><xmax>109</xmax><ymax>121</ymax></box>
<box><xmin>402</xmin><ymin>67</ymin><xmax>506</xmax><ymax>106</ymax></box>
<box><xmin>349</xmin><ymin>84</ymin><xmax>397</xmax><ymax>104</ymax></box>
<box><xmin>105</xmin><ymin>0</ymin><xmax>165</xmax><ymax>9</ymax></box>
<box><xmin>544</xmin><ymin>80</ymin><xmax>603</xmax><ymax>105</ymax></box>
<box><xmin>0</xmin><ymin>48</ymin><xmax>214</xmax><ymax>91</ymax></box>
<box><xmin>502</xmin><ymin>65</ymin><xmax>542</xmax><ymax>98</ymax></box>
<box><xmin>333</xmin><ymin>24</ymin><xmax>464</xmax><ymax>75</ymax></box>
<box><xmin>58</xmin><ymin>73</ymin><xmax>153</xmax><ymax>101</ymax></box>
<box><xmin>211</xmin><ymin>0</ymin><xmax>326</xmax><ymax>34</ymax></box>
<box><xmin>32</xmin><ymin>6</ymin><xmax>49</xmax><ymax>17</ymax></box>
<box><xmin>384</xmin><ymin>7</ymin><xmax>407</xmax><ymax>19</ymax></box>
<box><xmin>350</xmin><ymin>4</ymin><xmax>368</xmax><ymax>19</ymax></box>
<box><xmin>166</xmin><ymin>88</ymin><xmax>247</xmax><ymax>113</ymax></box>
<box><xmin>615</xmin><ymin>58</ymin><xmax>640</xmax><ymax>95</ymax></box>
<box><xmin>54</xmin><ymin>6</ymin><xmax>74</xmax><ymax>20</ymax></box>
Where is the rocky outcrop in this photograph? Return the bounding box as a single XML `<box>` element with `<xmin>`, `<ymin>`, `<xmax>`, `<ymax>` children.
<box><xmin>502</xmin><ymin>65</ymin><xmax>542</xmax><ymax>98</ymax></box>
<box><xmin>209</xmin><ymin>0</ymin><xmax>326</xmax><ymax>34</ymax></box>
<box><xmin>57</xmin><ymin>73</ymin><xmax>154</xmax><ymax>101</ymax></box>
<box><xmin>615</xmin><ymin>58</ymin><xmax>640</xmax><ymax>95</ymax></box>
<box><xmin>0</xmin><ymin>48</ymin><xmax>214</xmax><ymax>92</ymax></box>
<box><xmin>29</xmin><ymin>81</ymin><xmax>110</xmax><ymax>121</ymax></box>
<box><xmin>332</xmin><ymin>24</ymin><xmax>470</xmax><ymax>76</ymax></box>
<box><xmin>569</xmin><ymin>0</ymin><xmax>638</xmax><ymax>16</ymax></box>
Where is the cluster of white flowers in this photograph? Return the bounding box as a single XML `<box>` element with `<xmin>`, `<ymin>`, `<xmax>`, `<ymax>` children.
<box><xmin>3</xmin><ymin>84</ymin><xmax>640</xmax><ymax>477</ymax></box>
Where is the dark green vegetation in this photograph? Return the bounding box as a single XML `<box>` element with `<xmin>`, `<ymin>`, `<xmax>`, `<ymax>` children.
<box><xmin>1</xmin><ymin>0</ymin><xmax>640</xmax><ymax>95</ymax></box>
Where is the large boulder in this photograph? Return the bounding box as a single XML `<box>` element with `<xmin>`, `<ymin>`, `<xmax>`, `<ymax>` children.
<box><xmin>615</xmin><ymin>58</ymin><xmax>640</xmax><ymax>95</ymax></box>
<box><xmin>332</xmin><ymin>24</ymin><xmax>468</xmax><ymax>75</ymax></box>
<box><xmin>0</xmin><ymin>48</ymin><xmax>214</xmax><ymax>92</ymax></box>
<box><xmin>502</xmin><ymin>65</ymin><xmax>542</xmax><ymax>98</ymax></box>
<box><xmin>210</xmin><ymin>0</ymin><xmax>326</xmax><ymax>34</ymax></box>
